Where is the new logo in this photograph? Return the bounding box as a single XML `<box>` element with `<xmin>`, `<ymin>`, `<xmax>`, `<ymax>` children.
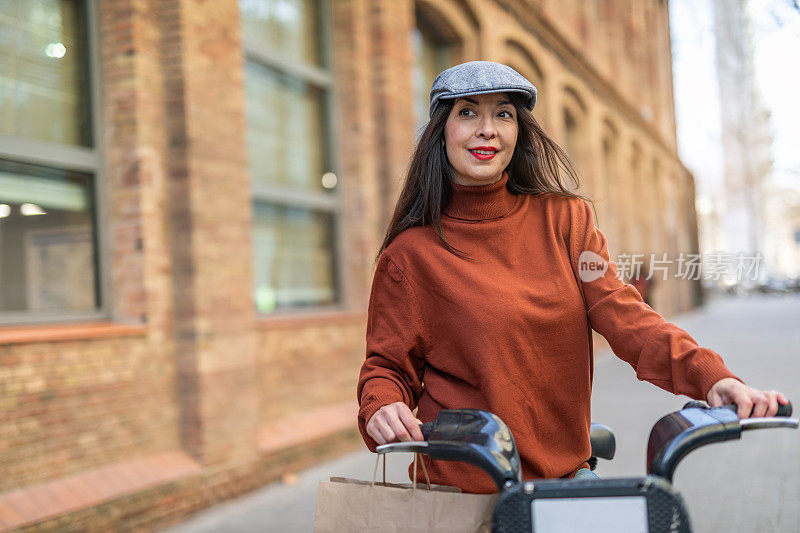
<box><xmin>578</xmin><ymin>251</ymin><xmax>607</xmax><ymax>282</ymax></box>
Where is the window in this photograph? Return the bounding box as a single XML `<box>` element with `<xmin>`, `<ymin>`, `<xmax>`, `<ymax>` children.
<box><xmin>504</xmin><ymin>41</ymin><xmax>546</xmax><ymax>127</ymax></box>
<box><xmin>563</xmin><ymin>109</ymin><xmax>578</xmax><ymax>162</ymax></box>
<box><xmin>0</xmin><ymin>0</ymin><xmax>102</xmax><ymax>323</ymax></box>
<box><xmin>561</xmin><ymin>88</ymin><xmax>589</xmax><ymax>194</ymax></box>
<box><xmin>411</xmin><ymin>8</ymin><xmax>457</xmax><ymax>133</ymax></box>
<box><xmin>601</xmin><ymin>132</ymin><xmax>619</xmax><ymax>249</ymax></box>
<box><xmin>240</xmin><ymin>0</ymin><xmax>340</xmax><ymax>314</ymax></box>
<box><xmin>630</xmin><ymin>143</ymin><xmax>643</xmax><ymax>252</ymax></box>
<box><xmin>602</xmin><ymin>136</ymin><xmax>614</xmax><ymax>196</ymax></box>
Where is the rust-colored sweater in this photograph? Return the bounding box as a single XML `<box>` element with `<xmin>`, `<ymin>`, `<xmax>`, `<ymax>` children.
<box><xmin>357</xmin><ymin>172</ymin><xmax>741</xmax><ymax>494</ymax></box>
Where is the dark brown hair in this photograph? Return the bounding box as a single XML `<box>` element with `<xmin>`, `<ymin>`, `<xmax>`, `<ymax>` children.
<box><xmin>375</xmin><ymin>93</ymin><xmax>593</xmax><ymax>264</ymax></box>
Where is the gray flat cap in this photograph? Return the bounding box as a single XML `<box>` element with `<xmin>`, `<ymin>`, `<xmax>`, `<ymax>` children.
<box><xmin>429</xmin><ymin>61</ymin><xmax>538</xmax><ymax>118</ymax></box>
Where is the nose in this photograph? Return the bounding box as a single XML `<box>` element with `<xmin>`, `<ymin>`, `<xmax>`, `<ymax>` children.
<box><xmin>475</xmin><ymin>115</ymin><xmax>497</xmax><ymax>139</ymax></box>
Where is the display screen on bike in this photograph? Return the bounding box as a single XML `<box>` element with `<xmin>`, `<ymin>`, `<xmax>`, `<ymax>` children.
<box><xmin>532</xmin><ymin>496</ymin><xmax>648</xmax><ymax>533</ymax></box>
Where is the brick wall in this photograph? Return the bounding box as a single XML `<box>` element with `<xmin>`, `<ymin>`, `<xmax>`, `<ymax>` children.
<box><xmin>0</xmin><ymin>334</ymin><xmax>178</xmax><ymax>493</ymax></box>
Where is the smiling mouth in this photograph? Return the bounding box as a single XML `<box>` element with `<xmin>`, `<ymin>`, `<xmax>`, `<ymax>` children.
<box><xmin>469</xmin><ymin>149</ymin><xmax>498</xmax><ymax>160</ymax></box>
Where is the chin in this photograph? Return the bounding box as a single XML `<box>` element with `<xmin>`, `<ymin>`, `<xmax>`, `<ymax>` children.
<box><xmin>466</xmin><ymin>169</ymin><xmax>501</xmax><ymax>182</ymax></box>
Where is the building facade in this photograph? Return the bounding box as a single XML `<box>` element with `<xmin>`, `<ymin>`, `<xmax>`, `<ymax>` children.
<box><xmin>0</xmin><ymin>0</ymin><xmax>701</xmax><ymax>529</ymax></box>
<box><xmin>712</xmin><ymin>0</ymin><xmax>770</xmax><ymax>276</ymax></box>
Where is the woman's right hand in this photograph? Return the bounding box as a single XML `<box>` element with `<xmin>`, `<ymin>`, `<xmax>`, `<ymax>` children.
<box><xmin>366</xmin><ymin>401</ymin><xmax>426</xmax><ymax>445</ymax></box>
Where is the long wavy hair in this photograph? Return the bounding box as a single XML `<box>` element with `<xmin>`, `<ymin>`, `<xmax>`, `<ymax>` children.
<box><xmin>375</xmin><ymin>92</ymin><xmax>593</xmax><ymax>264</ymax></box>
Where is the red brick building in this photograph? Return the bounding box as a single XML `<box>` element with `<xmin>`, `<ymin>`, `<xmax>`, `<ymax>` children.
<box><xmin>0</xmin><ymin>0</ymin><xmax>701</xmax><ymax>529</ymax></box>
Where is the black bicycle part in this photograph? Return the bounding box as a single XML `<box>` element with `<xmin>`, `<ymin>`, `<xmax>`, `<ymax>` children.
<box><xmin>683</xmin><ymin>400</ymin><xmax>793</xmax><ymax>417</ymax></box>
<box><xmin>414</xmin><ymin>409</ymin><xmax>522</xmax><ymax>491</ymax></box>
<box><xmin>725</xmin><ymin>400</ymin><xmax>793</xmax><ymax>417</ymax></box>
<box><xmin>492</xmin><ymin>476</ymin><xmax>691</xmax><ymax>533</ymax></box>
<box><xmin>647</xmin><ymin>405</ymin><xmax>741</xmax><ymax>482</ymax></box>
<box><xmin>420</xmin><ymin>419</ymin><xmax>614</xmax><ymax>469</ymax></box>
<box><xmin>648</xmin><ymin>399</ymin><xmax>796</xmax><ymax>483</ymax></box>
<box><xmin>590</xmin><ymin>423</ymin><xmax>616</xmax><ymax>460</ymax></box>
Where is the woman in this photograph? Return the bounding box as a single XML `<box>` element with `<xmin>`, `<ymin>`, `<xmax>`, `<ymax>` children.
<box><xmin>356</xmin><ymin>61</ymin><xmax>787</xmax><ymax>493</ymax></box>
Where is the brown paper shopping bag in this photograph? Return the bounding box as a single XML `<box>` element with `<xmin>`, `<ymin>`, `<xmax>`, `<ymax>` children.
<box><xmin>314</xmin><ymin>453</ymin><xmax>497</xmax><ymax>532</ymax></box>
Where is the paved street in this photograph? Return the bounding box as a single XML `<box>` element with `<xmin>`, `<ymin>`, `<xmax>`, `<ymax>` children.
<box><xmin>164</xmin><ymin>294</ymin><xmax>800</xmax><ymax>532</ymax></box>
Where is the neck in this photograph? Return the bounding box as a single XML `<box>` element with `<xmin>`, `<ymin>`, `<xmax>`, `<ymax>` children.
<box><xmin>451</xmin><ymin>172</ymin><xmax>504</xmax><ymax>187</ymax></box>
<box><xmin>444</xmin><ymin>170</ymin><xmax>518</xmax><ymax>221</ymax></box>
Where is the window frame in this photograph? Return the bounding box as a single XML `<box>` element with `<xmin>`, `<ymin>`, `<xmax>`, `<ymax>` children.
<box><xmin>0</xmin><ymin>0</ymin><xmax>109</xmax><ymax>325</ymax></box>
<box><xmin>241</xmin><ymin>0</ymin><xmax>347</xmax><ymax>316</ymax></box>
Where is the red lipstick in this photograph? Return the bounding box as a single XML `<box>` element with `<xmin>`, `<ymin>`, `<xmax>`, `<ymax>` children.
<box><xmin>468</xmin><ymin>146</ymin><xmax>499</xmax><ymax>161</ymax></box>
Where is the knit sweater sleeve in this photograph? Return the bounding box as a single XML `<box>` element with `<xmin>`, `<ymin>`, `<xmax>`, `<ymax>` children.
<box><xmin>569</xmin><ymin>199</ymin><xmax>743</xmax><ymax>400</ymax></box>
<box><xmin>357</xmin><ymin>252</ymin><xmax>428</xmax><ymax>452</ymax></box>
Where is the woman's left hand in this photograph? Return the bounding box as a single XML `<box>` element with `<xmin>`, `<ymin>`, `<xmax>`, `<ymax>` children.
<box><xmin>707</xmin><ymin>377</ymin><xmax>789</xmax><ymax>418</ymax></box>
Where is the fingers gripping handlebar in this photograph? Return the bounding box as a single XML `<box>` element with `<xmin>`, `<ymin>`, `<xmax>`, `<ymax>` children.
<box><xmin>764</xmin><ymin>400</ymin><xmax>792</xmax><ymax>417</ymax></box>
<box><xmin>419</xmin><ymin>421</ymin><xmax>434</xmax><ymax>440</ymax></box>
<box><xmin>647</xmin><ymin>400</ymin><xmax>798</xmax><ymax>482</ymax></box>
<box><xmin>376</xmin><ymin>410</ymin><xmax>523</xmax><ymax>491</ymax></box>
<box><xmin>684</xmin><ymin>400</ymin><xmax>793</xmax><ymax>418</ymax></box>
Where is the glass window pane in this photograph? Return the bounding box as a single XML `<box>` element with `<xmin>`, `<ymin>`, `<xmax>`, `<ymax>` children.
<box><xmin>0</xmin><ymin>159</ymin><xmax>99</xmax><ymax>313</ymax></box>
<box><xmin>411</xmin><ymin>25</ymin><xmax>454</xmax><ymax>132</ymax></box>
<box><xmin>252</xmin><ymin>202</ymin><xmax>337</xmax><ymax>313</ymax></box>
<box><xmin>0</xmin><ymin>0</ymin><xmax>91</xmax><ymax>146</ymax></box>
<box><xmin>245</xmin><ymin>60</ymin><xmax>328</xmax><ymax>192</ymax></box>
<box><xmin>564</xmin><ymin>109</ymin><xmax>577</xmax><ymax>160</ymax></box>
<box><xmin>240</xmin><ymin>0</ymin><xmax>320</xmax><ymax>66</ymax></box>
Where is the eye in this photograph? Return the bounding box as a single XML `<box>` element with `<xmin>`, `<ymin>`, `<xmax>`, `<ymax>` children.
<box><xmin>498</xmin><ymin>110</ymin><xmax>514</xmax><ymax>118</ymax></box>
<box><xmin>458</xmin><ymin>107</ymin><xmax>476</xmax><ymax>117</ymax></box>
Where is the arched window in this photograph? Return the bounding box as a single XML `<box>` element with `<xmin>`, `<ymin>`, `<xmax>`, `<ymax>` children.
<box><xmin>411</xmin><ymin>5</ymin><xmax>462</xmax><ymax>133</ymax></box>
<box><xmin>561</xmin><ymin>87</ymin><xmax>588</xmax><ymax>193</ymax></box>
<box><xmin>504</xmin><ymin>41</ymin><xmax>547</xmax><ymax>126</ymax></box>
<box><xmin>647</xmin><ymin>158</ymin><xmax>668</xmax><ymax>309</ymax></box>
<box><xmin>240</xmin><ymin>0</ymin><xmax>341</xmax><ymax>314</ymax></box>
<box><xmin>630</xmin><ymin>142</ymin><xmax>643</xmax><ymax>252</ymax></box>
<box><xmin>649</xmin><ymin>158</ymin><xmax>661</xmax><ymax>247</ymax></box>
<box><xmin>600</xmin><ymin>123</ymin><xmax>619</xmax><ymax>247</ymax></box>
<box><xmin>564</xmin><ymin>109</ymin><xmax>579</xmax><ymax>162</ymax></box>
<box><xmin>602</xmin><ymin>135</ymin><xmax>616</xmax><ymax>203</ymax></box>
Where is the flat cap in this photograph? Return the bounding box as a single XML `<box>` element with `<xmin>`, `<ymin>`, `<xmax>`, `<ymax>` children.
<box><xmin>429</xmin><ymin>61</ymin><xmax>538</xmax><ymax>118</ymax></box>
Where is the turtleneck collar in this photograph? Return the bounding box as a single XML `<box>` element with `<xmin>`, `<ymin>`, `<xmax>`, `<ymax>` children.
<box><xmin>444</xmin><ymin>171</ymin><xmax>518</xmax><ymax>221</ymax></box>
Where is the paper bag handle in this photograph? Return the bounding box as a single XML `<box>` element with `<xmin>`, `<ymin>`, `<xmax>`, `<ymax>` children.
<box><xmin>371</xmin><ymin>452</ymin><xmax>431</xmax><ymax>491</ymax></box>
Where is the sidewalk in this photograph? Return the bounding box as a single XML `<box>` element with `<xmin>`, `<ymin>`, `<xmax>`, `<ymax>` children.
<box><xmin>163</xmin><ymin>294</ymin><xmax>800</xmax><ymax>532</ymax></box>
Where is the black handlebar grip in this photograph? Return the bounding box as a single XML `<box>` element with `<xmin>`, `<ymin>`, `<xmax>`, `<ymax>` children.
<box><xmin>419</xmin><ymin>422</ymin><xmax>434</xmax><ymax>440</ymax></box>
<box><xmin>723</xmin><ymin>400</ymin><xmax>793</xmax><ymax>417</ymax></box>
<box><xmin>777</xmin><ymin>400</ymin><xmax>793</xmax><ymax>417</ymax></box>
<box><xmin>682</xmin><ymin>400</ymin><xmax>708</xmax><ymax>410</ymax></box>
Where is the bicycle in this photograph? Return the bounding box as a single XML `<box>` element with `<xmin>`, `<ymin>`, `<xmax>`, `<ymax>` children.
<box><xmin>375</xmin><ymin>400</ymin><xmax>796</xmax><ymax>532</ymax></box>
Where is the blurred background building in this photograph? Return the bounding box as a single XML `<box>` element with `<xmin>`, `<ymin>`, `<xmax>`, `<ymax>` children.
<box><xmin>0</xmin><ymin>0</ymin><xmax>704</xmax><ymax>529</ymax></box>
<box><xmin>673</xmin><ymin>0</ymin><xmax>800</xmax><ymax>290</ymax></box>
<box><xmin>714</xmin><ymin>0</ymin><xmax>772</xmax><ymax>260</ymax></box>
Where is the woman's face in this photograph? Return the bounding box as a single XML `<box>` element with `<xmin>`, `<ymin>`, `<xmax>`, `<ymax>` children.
<box><xmin>443</xmin><ymin>92</ymin><xmax>518</xmax><ymax>186</ymax></box>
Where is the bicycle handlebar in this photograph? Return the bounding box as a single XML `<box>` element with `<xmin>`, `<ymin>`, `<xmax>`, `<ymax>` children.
<box><xmin>378</xmin><ymin>401</ymin><xmax>796</xmax><ymax>491</ymax></box>
<box><xmin>726</xmin><ymin>400</ymin><xmax>793</xmax><ymax>417</ymax></box>
<box><xmin>419</xmin><ymin>421</ymin><xmax>434</xmax><ymax>440</ymax></box>
<box><xmin>376</xmin><ymin>409</ymin><xmax>522</xmax><ymax>491</ymax></box>
<box><xmin>647</xmin><ymin>400</ymin><xmax>798</xmax><ymax>482</ymax></box>
<box><xmin>683</xmin><ymin>400</ymin><xmax>793</xmax><ymax>417</ymax></box>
